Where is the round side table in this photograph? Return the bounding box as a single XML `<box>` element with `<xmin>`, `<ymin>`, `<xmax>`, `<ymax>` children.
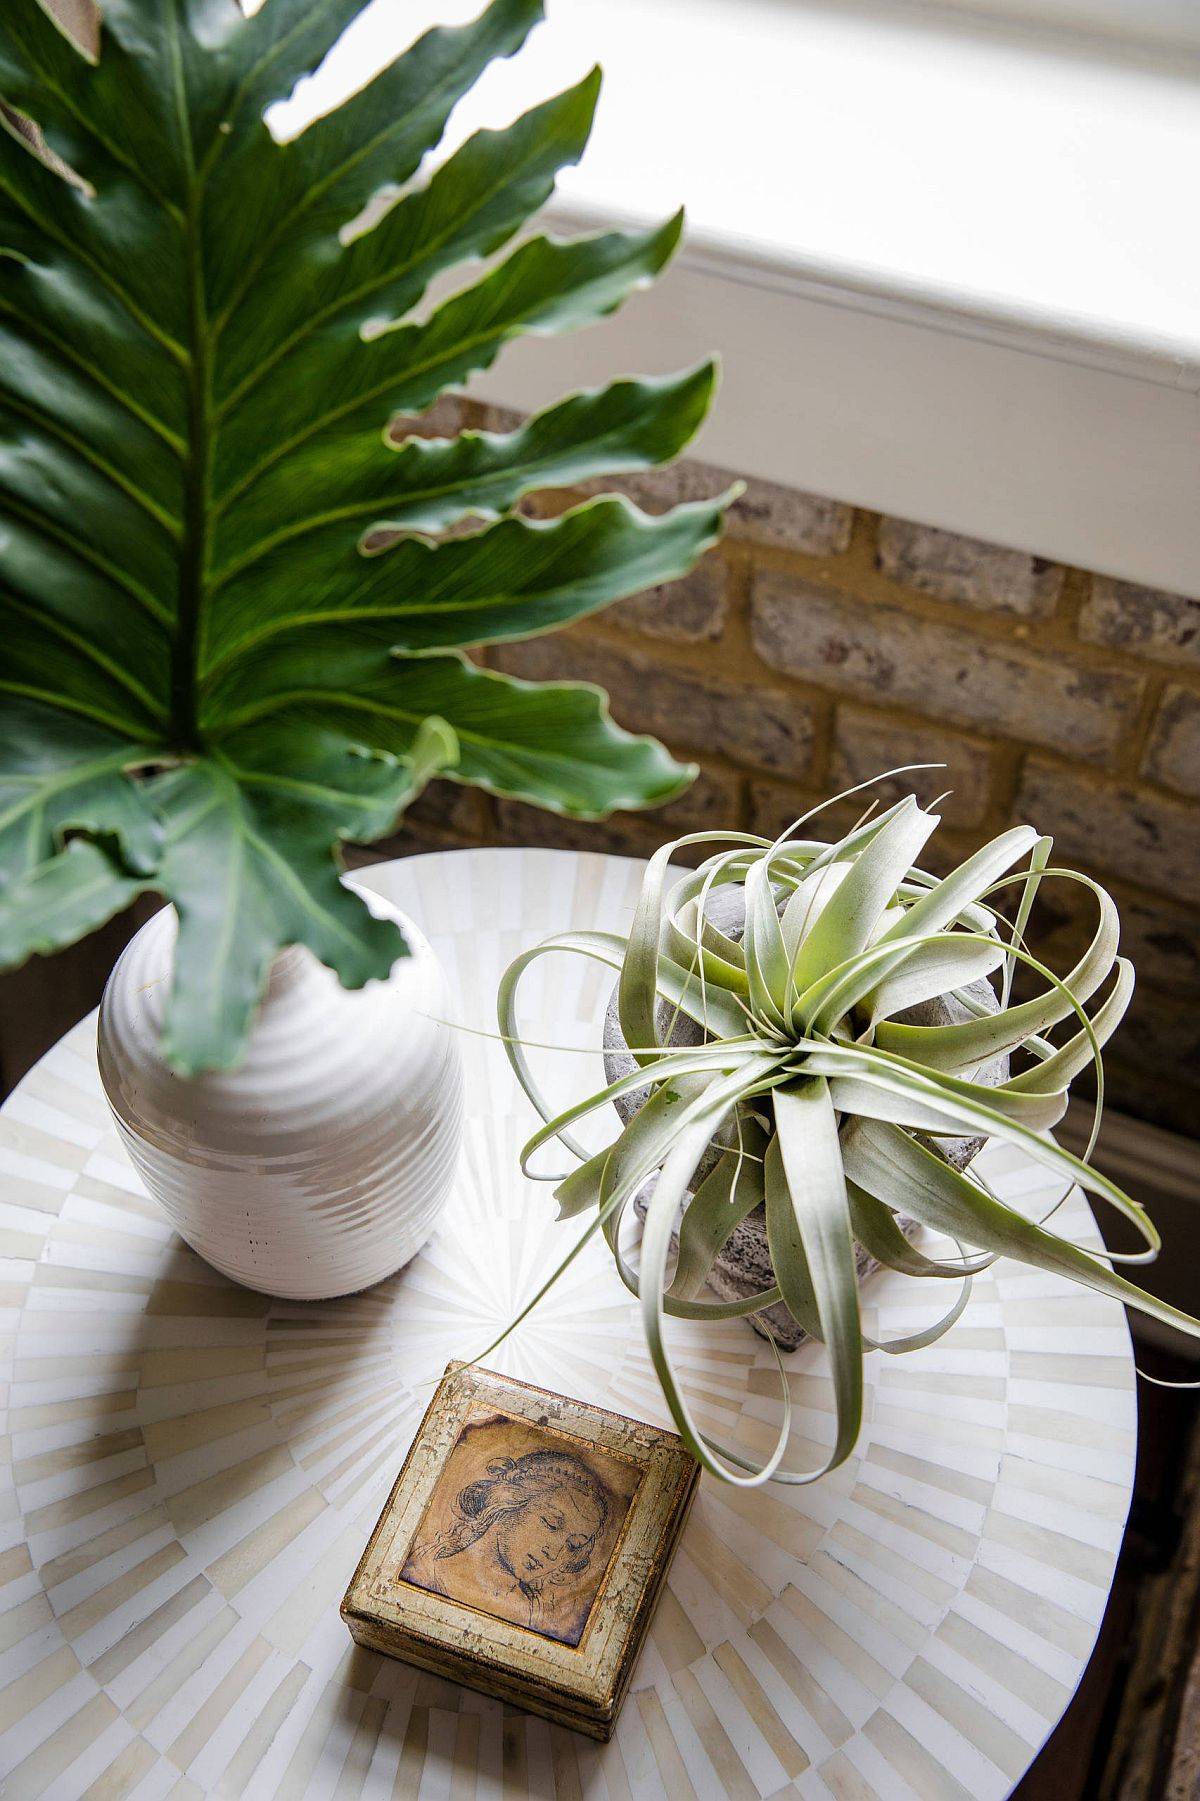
<box><xmin>0</xmin><ymin>848</ymin><xmax>1135</xmax><ymax>1799</ymax></box>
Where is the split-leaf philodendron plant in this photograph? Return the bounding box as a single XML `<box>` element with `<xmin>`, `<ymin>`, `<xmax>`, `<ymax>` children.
<box><xmin>0</xmin><ymin>0</ymin><xmax>726</xmax><ymax>1073</ymax></box>
<box><xmin>498</xmin><ymin>779</ymin><xmax>1200</xmax><ymax>1486</ymax></box>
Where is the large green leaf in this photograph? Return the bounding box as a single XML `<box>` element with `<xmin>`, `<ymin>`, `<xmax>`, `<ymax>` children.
<box><xmin>0</xmin><ymin>698</ymin><xmax>161</xmax><ymax>881</ymax></box>
<box><xmin>0</xmin><ymin>838</ymin><xmax>148</xmax><ymax>968</ymax></box>
<box><xmin>285</xmin><ymin>652</ymin><xmax>697</xmax><ymax>820</ymax></box>
<box><xmin>200</xmin><ymin>490</ymin><xmax>730</xmax><ymax>715</ymax></box>
<box><xmin>0</xmin><ymin>0</ymin><xmax>727</xmax><ymax>1069</ymax></box>
<box><xmin>0</xmin><ymin>717</ymin><xmax>453</xmax><ymax>1069</ymax></box>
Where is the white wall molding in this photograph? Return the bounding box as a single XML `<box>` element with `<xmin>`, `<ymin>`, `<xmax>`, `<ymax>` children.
<box><xmin>542</xmin><ymin>197</ymin><xmax>1200</xmax><ymax>393</ymax></box>
<box><xmin>283</xmin><ymin>0</ymin><xmax>1200</xmax><ymax>596</ymax></box>
<box><xmin>472</xmin><ymin>247</ymin><xmax>1200</xmax><ymax>600</ymax></box>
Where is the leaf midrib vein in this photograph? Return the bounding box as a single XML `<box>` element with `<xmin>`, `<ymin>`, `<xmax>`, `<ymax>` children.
<box><xmin>0</xmin><ymin>747</ymin><xmax>150</xmax><ymax>838</ymax></box>
<box><xmin>208</xmin><ymin>751</ymin><xmax>381</xmax><ymax>957</ymax></box>
<box><xmin>18</xmin><ymin>53</ymin><xmax>184</xmax><ymax>222</ymax></box>
<box><xmin>4</xmin><ymin>594</ymin><xmax>166</xmax><ymax>725</ymax></box>
<box><xmin>0</xmin><ymin>678</ymin><xmax>152</xmax><ymax>737</ymax></box>
<box><xmin>21</xmin><ymin>862</ymin><xmax>141</xmax><ymax>919</ymax></box>
<box><xmin>198</xmin><ymin>574</ymin><xmax>622</xmax><ymax>687</ymax></box>
<box><xmin>207</xmin><ymin>685</ymin><xmax>649</xmax><ymax>784</ymax></box>
<box><xmin>211</xmin><ymin>297</ymin><xmax>558</xmax><ymax>520</ymax></box>
<box><xmin>165</xmin><ymin>0</ymin><xmax>209</xmax><ymax>751</ymax></box>
<box><xmin>233</xmin><ymin>766</ymin><xmax>403</xmax><ymax>811</ymax></box>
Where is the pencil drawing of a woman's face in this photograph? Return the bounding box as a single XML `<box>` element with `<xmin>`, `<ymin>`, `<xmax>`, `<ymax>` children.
<box><xmin>403</xmin><ymin>1442</ymin><xmax>621</xmax><ymax>1645</ymax></box>
<box><xmin>491</xmin><ymin>1465</ymin><xmax>605</xmax><ymax>1592</ymax></box>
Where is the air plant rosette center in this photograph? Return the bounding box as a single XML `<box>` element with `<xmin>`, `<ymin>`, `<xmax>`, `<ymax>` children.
<box><xmin>497</xmin><ymin>774</ymin><xmax>1200</xmax><ymax>1488</ymax></box>
<box><xmin>599</xmin><ymin>877</ymin><xmax>1010</xmax><ymax>1351</ymax></box>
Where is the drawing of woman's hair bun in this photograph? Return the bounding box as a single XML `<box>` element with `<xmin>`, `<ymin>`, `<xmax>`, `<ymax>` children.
<box><xmin>432</xmin><ymin>1447</ymin><xmax>609</xmax><ymax>1565</ymax></box>
<box><xmin>458</xmin><ymin>1460</ymin><xmax>515</xmax><ymax>1521</ymax></box>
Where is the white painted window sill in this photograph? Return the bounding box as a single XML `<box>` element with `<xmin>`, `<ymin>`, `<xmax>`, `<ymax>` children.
<box><xmin>282</xmin><ymin>0</ymin><xmax>1200</xmax><ymax>597</ymax></box>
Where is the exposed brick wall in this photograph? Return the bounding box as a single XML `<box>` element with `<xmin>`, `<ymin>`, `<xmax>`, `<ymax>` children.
<box><xmin>370</xmin><ymin>399</ymin><xmax>1200</xmax><ymax>1138</ymax></box>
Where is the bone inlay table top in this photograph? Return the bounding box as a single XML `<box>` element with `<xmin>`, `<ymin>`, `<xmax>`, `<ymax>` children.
<box><xmin>0</xmin><ymin>848</ymin><xmax>1135</xmax><ymax>1798</ymax></box>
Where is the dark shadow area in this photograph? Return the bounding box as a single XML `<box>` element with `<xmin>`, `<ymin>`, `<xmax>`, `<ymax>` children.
<box><xmin>0</xmin><ymin>897</ymin><xmax>156</xmax><ymax>1100</ymax></box>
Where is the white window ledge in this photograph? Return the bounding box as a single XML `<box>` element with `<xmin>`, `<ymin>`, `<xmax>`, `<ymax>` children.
<box><xmin>280</xmin><ymin>0</ymin><xmax>1200</xmax><ymax>598</ymax></box>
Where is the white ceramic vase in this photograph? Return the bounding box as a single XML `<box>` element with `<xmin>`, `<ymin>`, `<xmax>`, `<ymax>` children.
<box><xmin>96</xmin><ymin>882</ymin><xmax>463</xmax><ymax>1300</ymax></box>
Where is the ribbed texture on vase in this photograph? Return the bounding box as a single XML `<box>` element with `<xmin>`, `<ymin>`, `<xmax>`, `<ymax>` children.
<box><xmin>97</xmin><ymin>885</ymin><xmax>464</xmax><ymax>1299</ymax></box>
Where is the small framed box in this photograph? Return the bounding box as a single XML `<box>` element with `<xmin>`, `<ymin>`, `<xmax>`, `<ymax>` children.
<box><xmin>341</xmin><ymin>1361</ymin><xmax>699</xmax><ymax>1740</ymax></box>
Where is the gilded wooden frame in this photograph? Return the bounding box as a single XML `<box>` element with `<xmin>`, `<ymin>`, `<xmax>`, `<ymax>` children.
<box><xmin>341</xmin><ymin>1362</ymin><xmax>699</xmax><ymax>1739</ymax></box>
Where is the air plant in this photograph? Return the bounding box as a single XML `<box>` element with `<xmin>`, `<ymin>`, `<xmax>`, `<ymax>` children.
<box><xmin>496</xmin><ymin>775</ymin><xmax>1200</xmax><ymax>1486</ymax></box>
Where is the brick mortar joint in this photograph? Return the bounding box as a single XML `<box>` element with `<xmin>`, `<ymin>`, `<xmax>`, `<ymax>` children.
<box><xmin>985</xmin><ymin>744</ymin><xmax>1026</xmax><ymax>821</ymax></box>
<box><xmin>752</xmin><ymin>555</ymin><xmax>1134</xmax><ymax>664</ymax></box>
<box><xmin>578</xmin><ymin>611</ymin><xmax>996</xmax><ymax>743</ymax></box>
<box><xmin>615</xmin><ymin>612</ymin><xmax>1194</xmax><ymax>730</ymax></box>
<box><xmin>1112</xmin><ymin>668</ymin><xmax>1175</xmax><ymax>780</ymax></box>
<box><xmin>575</xmin><ymin>616</ymin><xmax>1045</xmax><ymax>785</ymax></box>
<box><xmin>1022</xmin><ymin>744</ymin><xmax>1198</xmax><ymax>812</ymax></box>
<box><xmin>739</xmin><ymin>532</ymin><xmax>1200</xmax><ymax>685</ymax></box>
<box><xmin>852</xmin><ymin>510</ymin><xmax>882</xmax><ymax>558</ymax></box>
<box><xmin>540</xmin><ymin>613</ymin><xmax>1200</xmax><ymax>822</ymax></box>
<box><xmin>528</xmin><ymin>476</ymin><xmax>1200</xmax><ymax>687</ymax></box>
<box><xmin>1055</xmin><ymin>565</ymin><xmax>1094</xmax><ymax>632</ymax></box>
<box><xmin>807</xmin><ymin>693</ymin><xmax>837</xmax><ymax>786</ymax></box>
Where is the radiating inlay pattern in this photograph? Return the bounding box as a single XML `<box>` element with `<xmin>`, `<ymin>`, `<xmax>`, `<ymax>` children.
<box><xmin>0</xmin><ymin>848</ymin><xmax>1135</xmax><ymax>1798</ymax></box>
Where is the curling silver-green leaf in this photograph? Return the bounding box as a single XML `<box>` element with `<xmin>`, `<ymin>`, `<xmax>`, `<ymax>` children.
<box><xmin>492</xmin><ymin>770</ymin><xmax>1199</xmax><ymax>1485</ymax></box>
<box><xmin>770</xmin><ymin>1080</ymin><xmax>863</xmax><ymax>1474</ymax></box>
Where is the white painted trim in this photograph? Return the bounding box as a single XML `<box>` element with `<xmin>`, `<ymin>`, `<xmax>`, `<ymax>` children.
<box><xmin>281</xmin><ymin>0</ymin><xmax>1200</xmax><ymax>596</ymax></box>
<box><xmin>543</xmin><ymin>197</ymin><xmax>1200</xmax><ymax>392</ymax></box>
<box><xmin>470</xmin><ymin>245</ymin><xmax>1200</xmax><ymax>600</ymax></box>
